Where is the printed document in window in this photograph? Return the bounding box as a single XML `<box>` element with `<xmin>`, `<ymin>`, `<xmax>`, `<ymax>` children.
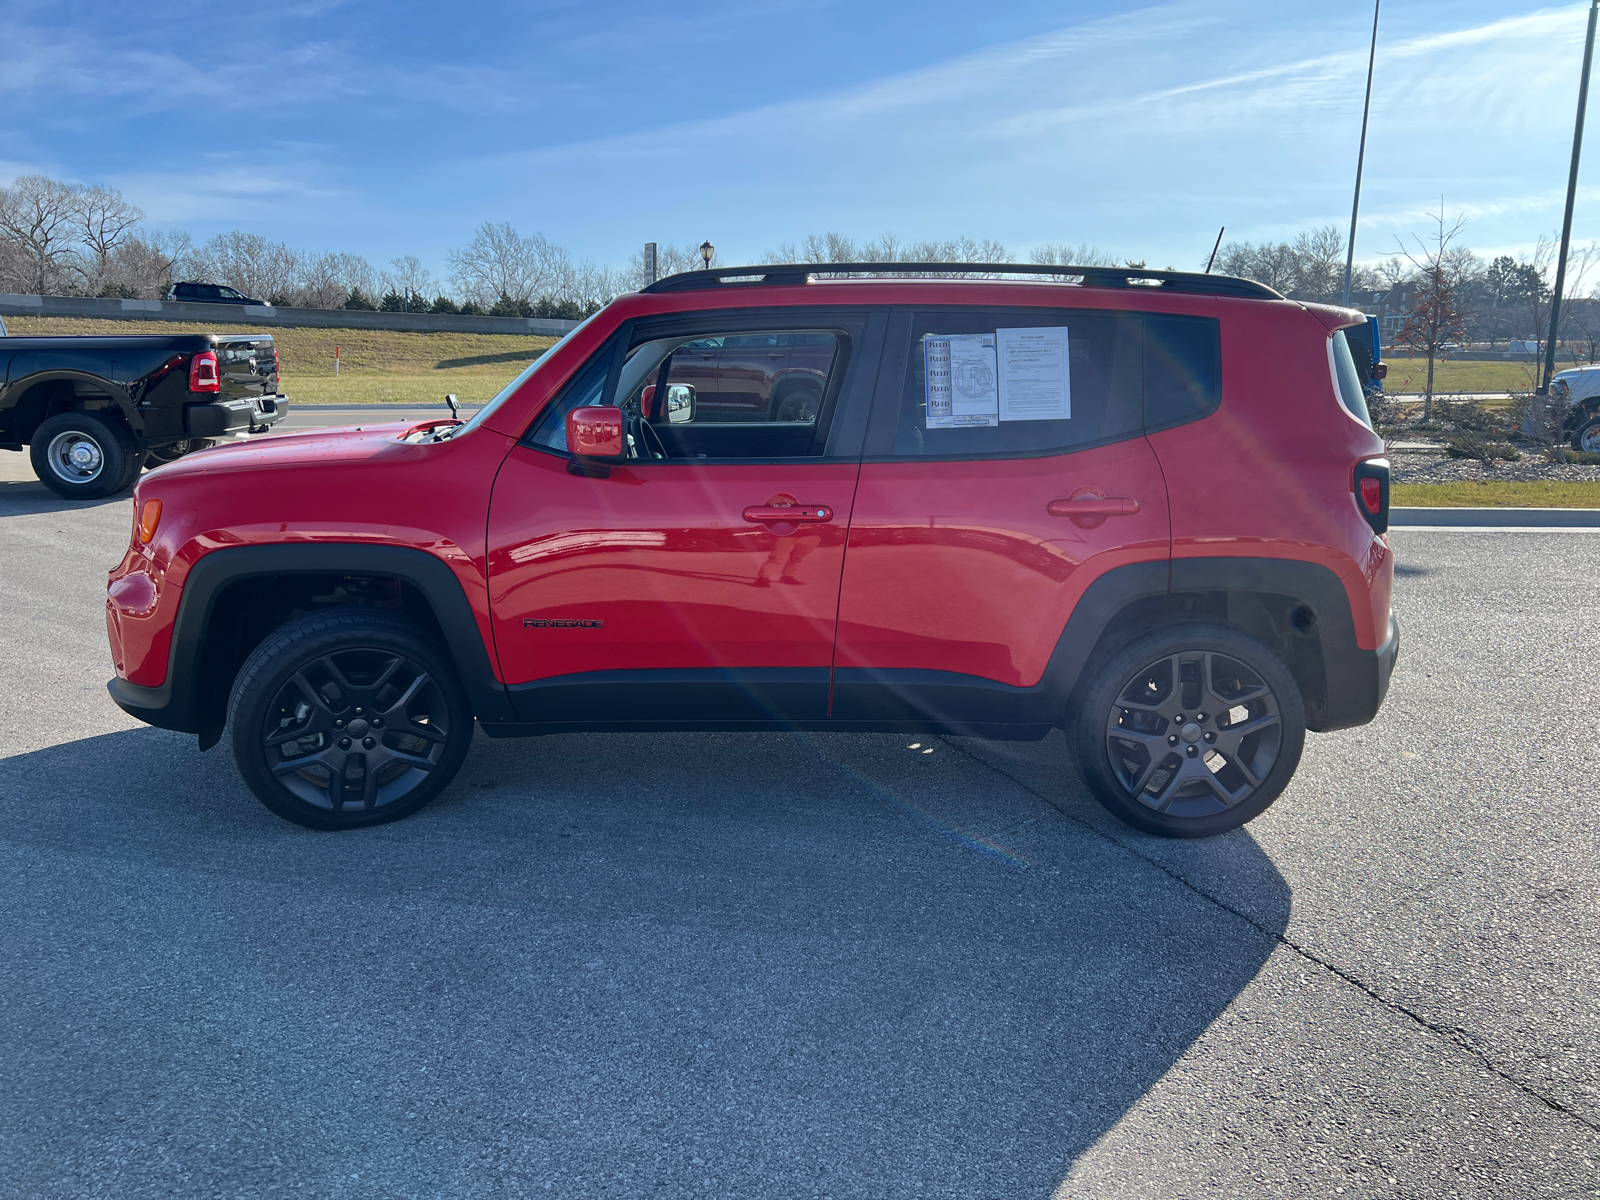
<box><xmin>997</xmin><ymin>327</ymin><xmax>1070</xmax><ymax>421</ymax></box>
<box><xmin>924</xmin><ymin>334</ymin><xmax>998</xmax><ymax>428</ymax></box>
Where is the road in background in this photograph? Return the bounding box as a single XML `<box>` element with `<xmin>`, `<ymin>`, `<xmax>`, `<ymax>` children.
<box><xmin>0</xmin><ymin>486</ymin><xmax>1596</xmax><ymax>1197</ymax></box>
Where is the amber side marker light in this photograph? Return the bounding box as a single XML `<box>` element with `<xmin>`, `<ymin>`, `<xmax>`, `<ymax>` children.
<box><xmin>138</xmin><ymin>499</ymin><xmax>163</xmax><ymax>544</ymax></box>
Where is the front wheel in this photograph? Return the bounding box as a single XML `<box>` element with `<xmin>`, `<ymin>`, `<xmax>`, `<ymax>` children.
<box><xmin>228</xmin><ymin>608</ymin><xmax>474</xmax><ymax>830</ymax></box>
<box><xmin>1070</xmin><ymin>622</ymin><xmax>1306</xmax><ymax>838</ymax></box>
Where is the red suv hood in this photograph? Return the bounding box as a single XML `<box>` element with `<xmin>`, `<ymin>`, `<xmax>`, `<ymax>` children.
<box><xmin>148</xmin><ymin>422</ymin><xmax>420</xmax><ymax>479</ymax></box>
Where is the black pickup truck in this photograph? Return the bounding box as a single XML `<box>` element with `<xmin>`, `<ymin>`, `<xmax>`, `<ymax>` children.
<box><xmin>0</xmin><ymin>333</ymin><xmax>286</xmax><ymax>499</ymax></box>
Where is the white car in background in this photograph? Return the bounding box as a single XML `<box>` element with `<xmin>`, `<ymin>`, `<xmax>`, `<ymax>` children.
<box><xmin>1550</xmin><ymin>365</ymin><xmax>1600</xmax><ymax>451</ymax></box>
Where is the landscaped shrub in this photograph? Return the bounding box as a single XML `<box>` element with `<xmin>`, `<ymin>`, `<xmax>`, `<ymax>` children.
<box><xmin>343</xmin><ymin>287</ymin><xmax>377</xmax><ymax>310</ymax></box>
<box><xmin>428</xmin><ymin>295</ymin><xmax>459</xmax><ymax>314</ymax></box>
<box><xmin>1444</xmin><ymin>433</ymin><xmax>1521</xmax><ymax>464</ymax></box>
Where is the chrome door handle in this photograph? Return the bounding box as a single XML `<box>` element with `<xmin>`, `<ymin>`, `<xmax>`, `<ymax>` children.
<box><xmin>744</xmin><ymin>504</ymin><xmax>833</xmax><ymax>523</ymax></box>
<box><xmin>1047</xmin><ymin>496</ymin><xmax>1140</xmax><ymax>517</ymax></box>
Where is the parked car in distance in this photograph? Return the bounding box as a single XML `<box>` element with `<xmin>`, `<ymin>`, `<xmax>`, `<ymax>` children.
<box><xmin>1</xmin><ymin>333</ymin><xmax>286</xmax><ymax>498</ymax></box>
<box><xmin>107</xmin><ymin>262</ymin><xmax>1399</xmax><ymax>839</ymax></box>
<box><xmin>1549</xmin><ymin>364</ymin><xmax>1600</xmax><ymax>451</ymax></box>
<box><xmin>168</xmin><ymin>281</ymin><xmax>268</xmax><ymax>306</ymax></box>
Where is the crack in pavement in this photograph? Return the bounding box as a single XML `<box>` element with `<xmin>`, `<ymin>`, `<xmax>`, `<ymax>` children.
<box><xmin>936</xmin><ymin>734</ymin><xmax>1600</xmax><ymax>1137</ymax></box>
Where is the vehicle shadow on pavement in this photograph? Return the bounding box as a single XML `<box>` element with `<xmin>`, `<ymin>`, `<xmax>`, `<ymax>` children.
<box><xmin>0</xmin><ymin>478</ymin><xmax>133</xmax><ymax>512</ymax></box>
<box><xmin>0</xmin><ymin>724</ymin><xmax>1289</xmax><ymax>1198</ymax></box>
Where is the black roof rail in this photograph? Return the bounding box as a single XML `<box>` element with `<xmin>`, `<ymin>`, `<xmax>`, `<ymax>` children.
<box><xmin>640</xmin><ymin>262</ymin><xmax>1283</xmax><ymax>301</ymax></box>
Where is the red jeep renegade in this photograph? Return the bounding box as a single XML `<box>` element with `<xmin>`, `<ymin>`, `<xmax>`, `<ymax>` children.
<box><xmin>105</xmin><ymin>263</ymin><xmax>1399</xmax><ymax>838</ymax></box>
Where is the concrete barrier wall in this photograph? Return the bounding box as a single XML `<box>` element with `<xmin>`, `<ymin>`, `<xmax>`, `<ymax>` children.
<box><xmin>0</xmin><ymin>293</ymin><xmax>581</xmax><ymax>337</ymax></box>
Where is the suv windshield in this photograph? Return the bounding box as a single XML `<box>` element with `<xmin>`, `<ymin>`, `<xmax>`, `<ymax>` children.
<box><xmin>451</xmin><ymin>311</ymin><xmax>603</xmax><ymax>438</ymax></box>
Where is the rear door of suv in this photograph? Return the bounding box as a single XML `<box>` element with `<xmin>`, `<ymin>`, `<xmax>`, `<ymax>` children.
<box><xmin>832</xmin><ymin>305</ymin><xmax>1177</xmax><ymax>729</ymax></box>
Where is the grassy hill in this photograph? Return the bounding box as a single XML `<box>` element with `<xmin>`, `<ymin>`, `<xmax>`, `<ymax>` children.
<box><xmin>3</xmin><ymin>315</ymin><xmax>559</xmax><ymax>404</ymax></box>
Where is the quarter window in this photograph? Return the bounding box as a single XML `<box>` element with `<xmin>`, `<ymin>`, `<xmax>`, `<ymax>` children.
<box><xmin>877</xmin><ymin>308</ymin><xmax>1222</xmax><ymax>458</ymax></box>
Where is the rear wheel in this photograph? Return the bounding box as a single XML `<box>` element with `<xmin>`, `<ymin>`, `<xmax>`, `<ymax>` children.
<box><xmin>30</xmin><ymin>411</ymin><xmax>142</xmax><ymax>499</ymax></box>
<box><xmin>1571</xmin><ymin>416</ymin><xmax>1600</xmax><ymax>454</ymax></box>
<box><xmin>1070</xmin><ymin>622</ymin><xmax>1306</xmax><ymax>838</ymax></box>
<box><xmin>228</xmin><ymin>608</ymin><xmax>474</xmax><ymax>830</ymax></box>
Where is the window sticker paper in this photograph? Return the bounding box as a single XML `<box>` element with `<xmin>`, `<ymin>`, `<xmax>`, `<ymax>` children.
<box><xmin>924</xmin><ymin>334</ymin><xmax>999</xmax><ymax>428</ymax></box>
<box><xmin>997</xmin><ymin>326</ymin><xmax>1071</xmax><ymax>421</ymax></box>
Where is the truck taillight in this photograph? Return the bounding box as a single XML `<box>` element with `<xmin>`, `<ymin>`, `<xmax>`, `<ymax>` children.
<box><xmin>273</xmin><ymin>349</ymin><xmax>280</xmax><ymax>382</ymax></box>
<box><xmin>189</xmin><ymin>350</ymin><xmax>220</xmax><ymax>392</ymax></box>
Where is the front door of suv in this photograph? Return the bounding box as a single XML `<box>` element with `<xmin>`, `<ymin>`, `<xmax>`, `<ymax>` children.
<box><xmin>833</xmin><ymin>307</ymin><xmax>1181</xmax><ymax>727</ymax></box>
<box><xmin>486</xmin><ymin>311</ymin><xmax>883</xmax><ymax>727</ymax></box>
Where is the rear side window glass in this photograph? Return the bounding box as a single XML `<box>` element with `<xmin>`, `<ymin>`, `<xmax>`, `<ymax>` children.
<box><xmin>893</xmin><ymin>309</ymin><xmax>1143</xmax><ymax>456</ymax></box>
<box><xmin>1144</xmin><ymin>315</ymin><xmax>1222</xmax><ymax>430</ymax></box>
<box><xmin>1329</xmin><ymin>329</ymin><xmax>1372</xmax><ymax>427</ymax></box>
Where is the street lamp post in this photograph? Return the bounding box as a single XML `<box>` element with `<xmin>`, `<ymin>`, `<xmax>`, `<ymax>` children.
<box><xmin>1341</xmin><ymin>0</ymin><xmax>1381</xmax><ymax>307</ymax></box>
<box><xmin>699</xmin><ymin>241</ymin><xmax>714</xmax><ymax>270</ymax></box>
<box><xmin>1541</xmin><ymin>0</ymin><xmax>1600</xmax><ymax>395</ymax></box>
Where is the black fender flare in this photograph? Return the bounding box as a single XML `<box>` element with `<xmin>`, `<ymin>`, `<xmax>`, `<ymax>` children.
<box><xmin>2</xmin><ymin>369</ymin><xmax>144</xmax><ymax>440</ymax></box>
<box><xmin>108</xmin><ymin>543</ymin><xmax>515</xmax><ymax>740</ymax></box>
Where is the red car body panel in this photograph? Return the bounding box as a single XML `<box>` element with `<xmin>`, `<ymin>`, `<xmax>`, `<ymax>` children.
<box><xmin>834</xmin><ymin>438</ymin><xmax>1170</xmax><ymax>688</ymax></box>
<box><xmin>486</xmin><ymin>448</ymin><xmax>860</xmax><ymax>683</ymax></box>
<box><xmin>106</xmin><ymin>274</ymin><xmax>1397</xmax><ymax>747</ymax></box>
<box><xmin>107</xmin><ymin>422</ymin><xmax>515</xmax><ymax>688</ymax></box>
<box><xmin>1148</xmin><ymin>298</ymin><xmax>1389</xmax><ymax>648</ymax></box>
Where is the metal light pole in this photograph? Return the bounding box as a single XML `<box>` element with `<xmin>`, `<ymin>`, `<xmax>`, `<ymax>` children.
<box><xmin>1541</xmin><ymin>0</ymin><xmax>1600</xmax><ymax>394</ymax></box>
<box><xmin>1341</xmin><ymin>0</ymin><xmax>1381</xmax><ymax>307</ymax></box>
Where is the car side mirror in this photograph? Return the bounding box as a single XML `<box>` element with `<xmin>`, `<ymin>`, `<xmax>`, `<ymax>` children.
<box><xmin>663</xmin><ymin>383</ymin><xmax>695</xmax><ymax>423</ymax></box>
<box><xmin>567</xmin><ymin>406</ymin><xmax>624</xmax><ymax>465</ymax></box>
<box><xmin>1370</xmin><ymin>362</ymin><xmax>1388</xmax><ymax>381</ymax></box>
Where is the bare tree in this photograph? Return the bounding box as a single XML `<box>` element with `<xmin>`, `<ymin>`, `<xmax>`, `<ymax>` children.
<box><xmin>76</xmin><ymin>185</ymin><xmax>145</xmax><ymax>293</ymax></box>
<box><xmin>0</xmin><ymin>175</ymin><xmax>83</xmax><ymax>294</ymax></box>
<box><xmin>626</xmin><ymin>241</ymin><xmax>723</xmax><ymax>288</ymax></box>
<box><xmin>189</xmin><ymin>230</ymin><xmax>303</xmax><ymax>300</ymax></box>
<box><xmin>1030</xmin><ymin>242</ymin><xmax>1122</xmax><ymax>272</ymax></box>
<box><xmin>758</xmin><ymin>232</ymin><xmax>1010</xmax><ymax>277</ymax></box>
<box><xmin>1393</xmin><ymin>207</ymin><xmax>1470</xmax><ymax>420</ymax></box>
<box><xmin>296</xmin><ymin>252</ymin><xmax>375</xmax><ymax>309</ymax></box>
<box><xmin>379</xmin><ymin>255</ymin><xmax>438</xmax><ymax>308</ymax></box>
<box><xmin>100</xmin><ymin>229</ymin><xmax>193</xmax><ymax>299</ymax></box>
<box><xmin>448</xmin><ymin>222</ymin><xmax>568</xmax><ymax>307</ymax></box>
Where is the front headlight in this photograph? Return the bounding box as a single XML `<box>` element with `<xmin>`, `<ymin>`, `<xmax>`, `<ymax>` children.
<box><xmin>1553</xmin><ymin>379</ymin><xmax>1571</xmax><ymax>399</ymax></box>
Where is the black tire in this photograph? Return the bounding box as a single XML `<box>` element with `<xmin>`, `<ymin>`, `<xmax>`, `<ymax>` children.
<box><xmin>771</xmin><ymin>383</ymin><xmax>821</xmax><ymax>423</ymax></box>
<box><xmin>29</xmin><ymin>411</ymin><xmax>142</xmax><ymax>500</ymax></box>
<box><xmin>146</xmin><ymin>438</ymin><xmax>213</xmax><ymax>468</ymax></box>
<box><xmin>1571</xmin><ymin>416</ymin><xmax>1600</xmax><ymax>454</ymax></box>
<box><xmin>228</xmin><ymin>608</ymin><xmax>474</xmax><ymax>830</ymax></box>
<box><xmin>1070</xmin><ymin>621</ymin><xmax>1306</xmax><ymax>839</ymax></box>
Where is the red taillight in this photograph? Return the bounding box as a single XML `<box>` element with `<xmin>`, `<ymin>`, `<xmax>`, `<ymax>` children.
<box><xmin>273</xmin><ymin>349</ymin><xmax>280</xmax><ymax>383</ymax></box>
<box><xmin>189</xmin><ymin>350</ymin><xmax>220</xmax><ymax>393</ymax></box>
<box><xmin>1360</xmin><ymin>476</ymin><xmax>1382</xmax><ymax>515</ymax></box>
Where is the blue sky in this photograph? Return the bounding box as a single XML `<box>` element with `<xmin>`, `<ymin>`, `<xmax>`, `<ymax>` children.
<box><xmin>0</xmin><ymin>0</ymin><xmax>1594</xmax><ymax>277</ymax></box>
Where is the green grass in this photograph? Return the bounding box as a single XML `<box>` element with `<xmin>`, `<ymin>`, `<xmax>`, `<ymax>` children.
<box><xmin>1391</xmin><ymin>481</ymin><xmax>1600</xmax><ymax>508</ymax></box>
<box><xmin>4</xmin><ymin>315</ymin><xmax>557</xmax><ymax>404</ymax></box>
<box><xmin>1381</xmin><ymin>357</ymin><xmax>1539</xmax><ymax>394</ymax></box>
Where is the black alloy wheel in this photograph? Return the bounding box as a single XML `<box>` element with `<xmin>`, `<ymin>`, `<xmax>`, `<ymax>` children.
<box><xmin>229</xmin><ymin>609</ymin><xmax>472</xmax><ymax>830</ymax></box>
<box><xmin>1071</xmin><ymin>622</ymin><xmax>1305</xmax><ymax>838</ymax></box>
<box><xmin>29</xmin><ymin>410</ymin><xmax>142</xmax><ymax>500</ymax></box>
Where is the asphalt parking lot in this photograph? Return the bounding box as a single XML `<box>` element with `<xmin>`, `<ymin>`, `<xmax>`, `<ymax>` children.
<box><xmin>1</xmin><ymin>469</ymin><xmax>1597</xmax><ymax>1199</ymax></box>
